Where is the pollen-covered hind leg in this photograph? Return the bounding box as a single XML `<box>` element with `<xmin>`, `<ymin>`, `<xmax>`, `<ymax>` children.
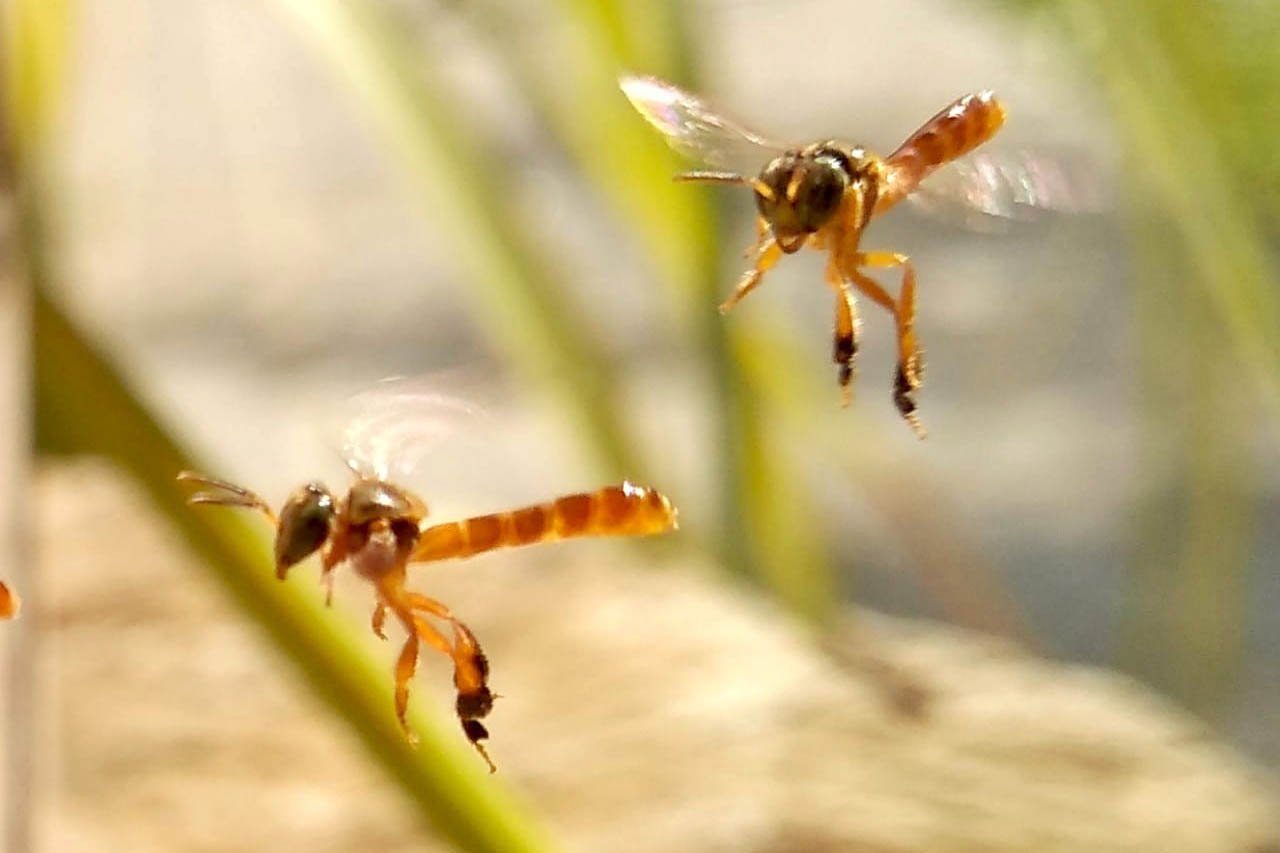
<box><xmin>848</xmin><ymin>254</ymin><xmax>927</xmax><ymax>439</ymax></box>
<box><xmin>406</xmin><ymin>593</ymin><xmax>497</xmax><ymax>773</ymax></box>
<box><xmin>720</xmin><ymin>236</ymin><xmax>782</xmax><ymax>314</ymax></box>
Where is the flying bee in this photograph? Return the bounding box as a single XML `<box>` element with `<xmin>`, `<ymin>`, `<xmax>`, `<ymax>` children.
<box><xmin>0</xmin><ymin>581</ymin><xmax>18</xmax><ymax>619</ymax></box>
<box><xmin>178</xmin><ymin>387</ymin><xmax>677</xmax><ymax>771</ymax></box>
<box><xmin>621</xmin><ymin>75</ymin><xmax>1012</xmax><ymax>438</ymax></box>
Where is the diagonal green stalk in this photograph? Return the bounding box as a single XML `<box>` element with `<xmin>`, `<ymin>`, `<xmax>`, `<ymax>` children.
<box><xmin>34</xmin><ymin>289</ymin><xmax>558</xmax><ymax>853</ymax></box>
<box><xmin>271</xmin><ymin>0</ymin><xmax>640</xmax><ymax>480</ymax></box>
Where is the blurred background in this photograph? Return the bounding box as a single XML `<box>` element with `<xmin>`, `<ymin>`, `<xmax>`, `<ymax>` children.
<box><xmin>4</xmin><ymin>0</ymin><xmax>1279</xmax><ymax>850</ymax></box>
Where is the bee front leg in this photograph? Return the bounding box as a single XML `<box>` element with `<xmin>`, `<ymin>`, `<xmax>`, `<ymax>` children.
<box><xmin>719</xmin><ymin>236</ymin><xmax>782</xmax><ymax>314</ymax></box>
<box><xmin>743</xmin><ymin>215</ymin><xmax>769</xmax><ymax>258</ymax></box>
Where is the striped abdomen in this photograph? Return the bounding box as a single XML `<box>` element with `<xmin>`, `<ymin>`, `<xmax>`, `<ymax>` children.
<box><xmin>411</xmin><ymin>482</ymin><xmax>677</xmax><ymax>562</ymax></box>
<box><xmin>876</xmin><ymin>90</ymin><xmax>1007</xmax><ymax>213</ymax></box>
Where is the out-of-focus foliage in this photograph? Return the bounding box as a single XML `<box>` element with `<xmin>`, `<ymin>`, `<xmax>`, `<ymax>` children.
<box><xmin>16</xmin><ymin>0</ymin><xmax>1280</xmax><ymax>847</ymax></box>
<box><xmin>984</xmin><ymin>0</ymin><xmax>1280</xmax><ymax>713</ymax></box>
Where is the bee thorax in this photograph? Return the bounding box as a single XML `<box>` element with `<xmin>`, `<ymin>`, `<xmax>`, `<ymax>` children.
<box><xmin>351</xmin><ymin>524</ymin><xmax>404</xmax><ymax>580</ymax></box>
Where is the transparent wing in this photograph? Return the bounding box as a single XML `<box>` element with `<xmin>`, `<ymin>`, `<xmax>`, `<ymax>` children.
<box><xmin>904</xmin><ymin>148</ymin><xmax>1109</xmax><ymax>232</ymax></box>
<box><xmin>619</xmin><ymin>74</ymin><xmax>786</xmax><ymax>172</ymax></box>
<box><xmin>335</xmin><ymin>375</ymin><xmax>488</xmax><ymax>484</ymax></box>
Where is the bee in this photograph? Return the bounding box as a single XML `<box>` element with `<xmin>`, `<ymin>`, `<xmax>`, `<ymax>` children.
<box><xmin>0</xmin><ymin>581</ymin><xmax>18</xmax><ymax>619</ymax></box>
<box><xmin>620</xmin><ymin>75</ymin><xmax>1009</xmax><ymax>438</ymax></box>
<box><xmin>178</xmin><ymin>388</ymin><xmax>677</xmax><ymax>771</ymax></box>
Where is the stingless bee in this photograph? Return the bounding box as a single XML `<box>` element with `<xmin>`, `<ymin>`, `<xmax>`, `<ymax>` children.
<box><xmin>620</xmin><ymin>75</ymin><xmax>1009</xmax><ymax>437</ymax></box>
<box><xmin>0</xmin><ymin>581</ymin><xmax>17</xmax><ymax>619</ymax></box>
<box><xmin>178</xmin><ymin>390</ymin><xmax>677</xmax><ymax>771</ymax></box>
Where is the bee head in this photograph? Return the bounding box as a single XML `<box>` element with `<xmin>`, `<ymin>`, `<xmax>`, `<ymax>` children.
<box><xmin>275</xmin><ymin>482</ymin><xmax>336</xmax><ymax>576</ymax></box>
<box><xmin>754</xmin><ymin>147</ymin><xmax>851</xmax><ymax>251</ymax></box>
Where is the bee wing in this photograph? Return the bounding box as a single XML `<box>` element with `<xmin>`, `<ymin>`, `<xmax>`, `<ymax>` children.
<box><xmin>619</xmin><ymin>74</ymin><xmax>786</xmax><ymax>172</ymax></box>
<box><xmin>335</xmin><ymin>375</ymin><xmax>488</xmax><ymax>484</ymax></box>
<box><xmin>904</xmin><ymin>149</ymin><xmax>1109</xmax><ymax>232</ymax></box>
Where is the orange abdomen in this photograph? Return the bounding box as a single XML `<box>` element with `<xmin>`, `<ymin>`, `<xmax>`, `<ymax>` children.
<box><xmin>412</xmin><ymin>482</ymin><xmax>677</xmax><ymax>562</ymax></box>
<box><xmin>876</xmin><ymin>91</ymin><xmax>1006</xmax><ymax>212</ymax></box>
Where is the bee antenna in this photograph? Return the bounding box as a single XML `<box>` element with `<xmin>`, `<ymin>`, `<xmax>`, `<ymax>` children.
<box><xmin>673</xmin><ymin>170</ymin><xmax>746</xmax><ymax>185</ymax></box>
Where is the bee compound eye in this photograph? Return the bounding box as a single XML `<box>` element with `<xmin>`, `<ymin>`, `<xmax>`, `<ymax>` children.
<box><xmin>274</xmin><ymin>483</ymin><xmax>336</xmax><ymax>572</ymax></box>
<box><xmin>799</xmin><ymin>160</ymin><xmax>847</xmax><ymax>228</ymax></box>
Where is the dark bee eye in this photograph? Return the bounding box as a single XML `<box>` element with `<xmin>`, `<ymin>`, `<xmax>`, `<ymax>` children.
<box><xmin>796</xmin><ymin>159</ymin><xmax>846</xmax><ymax>230</ymax></box>
<box><xmin>275</xmin><ymin>483</ymin><xmax>335</xmax><ymax>573</ymax></box>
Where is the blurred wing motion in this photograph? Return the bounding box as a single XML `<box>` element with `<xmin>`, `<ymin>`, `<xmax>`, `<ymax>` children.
<box><xmin>904</xmin><ymin>148</ymin><xmax>1110</xmax><ymax>232</ymax></box>
<box><xmin>338</xmin><ymin>376</ymin><xmax>487</xmax><ymax>483</ymax></box>
<box><xmin>619</xmin><ymin>74</ymin><xmax>785</xmax><ymax>172</ymax></box>
<box><xmin>0</xmin><ymin>581</ymin><xmax>18</xmax><ymax>619</ymax></box>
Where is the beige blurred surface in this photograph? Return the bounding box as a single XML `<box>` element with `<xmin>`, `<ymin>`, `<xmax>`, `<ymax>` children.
<box><xmin>30</xmin><ymin>459</ymin><xmax>1280</xmax><ymax>852</ymax></box>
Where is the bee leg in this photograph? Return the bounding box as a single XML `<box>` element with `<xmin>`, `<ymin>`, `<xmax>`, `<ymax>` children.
<box><xmin>407</xmin><ymin>592</ymin><xmax>497</xmax><ymax>772</ymax></box>
<box><xmin>316</xmin><ymin>541</ymin><xmax>344</xmax><ymax>601</ymax></box>
<box><xmin>743</xmin><ymin>216</ymin><xmax>769</xmax><ymax>258</ymax></box>
<box><xmin>392</xmin><ymin>627</ymin><xmax>421</xmax><ymax>745</ymax></box>
<box><xmin>320</xmin><ymin>564</ymin><xmax>336</xmax><ymax>606</ymax></box>
<box><xmin>826</xmin><ymin>261</ymin><xmax>860</xmax><ymax>407</ymax></box>
<box><xmin>719</xmin><ymin>237</ymin><xmax>782</xmax><ymax>314</ymax></box>
<box><xmin>387</xmin><ymin>600</ymin><xmax>452</xmax><ymax>745</ymax></box>
<box><xmin>371</xmin><ymin>601</ymin><xmax>388</xmax><ymax>640</ymax></box>
<box><xmin>847</xmin><ymin>255</ymin><xmax>927</xmax><ymax>439</ymax></box>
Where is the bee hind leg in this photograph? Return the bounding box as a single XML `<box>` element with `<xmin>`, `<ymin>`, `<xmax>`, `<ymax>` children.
<box><xmin>847</xmin><ymin>253</ymin><xmax>927</xmax><ymax>439</ymax></box>
<box><xmin>407</xmin><ymin>592</ymin><xmax>497</xmax><ymax>773</ymax></box>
